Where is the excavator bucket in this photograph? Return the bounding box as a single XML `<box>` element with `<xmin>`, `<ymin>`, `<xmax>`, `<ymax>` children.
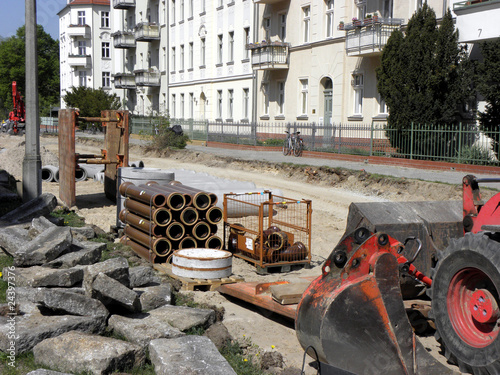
<box><xmin>295</xmin><ymin>229</ymin><xmax>458</xmax><ymax>375</ymax></box>
<box><xmin>343</xmin><ymin>201</ymin><xmax>463</xmax><ymax>296</ymax></box>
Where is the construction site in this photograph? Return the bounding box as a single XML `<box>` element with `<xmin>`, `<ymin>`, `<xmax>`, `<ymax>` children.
<box><xmin>1</xmin><ymin>113</ymin><xmax>500</xmax><ymax>374</ymax></box>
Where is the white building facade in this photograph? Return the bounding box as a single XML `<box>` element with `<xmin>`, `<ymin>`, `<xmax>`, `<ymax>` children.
<box><xmin>58</xmin><ymin>0</ymin><xmax>114</xmax><ymax>108</ymax></box>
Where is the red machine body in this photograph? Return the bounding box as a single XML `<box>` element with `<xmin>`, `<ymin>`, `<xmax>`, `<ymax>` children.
<box><xmin>8</xmin><ymin>81</ymin><xmax>26</xmax><ymax>134</ymax></box>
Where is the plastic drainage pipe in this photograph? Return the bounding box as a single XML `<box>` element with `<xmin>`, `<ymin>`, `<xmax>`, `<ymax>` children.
<box><xmin>202</xmin><ymin>206</ymin><xmax>223</xmax><ymax>225</ymax></box>
<box><xmin>41</xmin><ymin>165</ymin><xmax>59</xmax><ymax>182</ymax></box>
<box><xmin>129</xmin><ymin>160</ymin><xmax>145</xmax><ymax>168</ymax></box>
<box><xmin>192</xmin><ymin>221</ymin><xmax>211</xmax><ymax>241</ymax></box>
<box><xmin>141</xmin><ymin>182</ymin><xmax>187</xmax><ymax>211</ymax></box>
<box><xmin>124</xmin><ymin>225</ymin><xmax>172</xmax><ymax>257</ymax></box>
<box><xmin>177</xmin><ymin>207</ymin><xmax>199</xmax><ymax>226</ymax></box>
<box><xmin>166</xmin><ymin>221</ymin><xmax>185</xmax><ymax>241</ymax></box>
<box><xmin>119</xmin><ymin>210</ymin><xmax>166</xmax><ymax>238</ymax></box>
<box><xmin>119</xmin><ymin>181</ymin><xmax>167</xmax><ymax>208</ymax></box>
<box><xmin>164</xmin><ymin>183</ymin><xmax>213</xmax><ymax>209</ymax></box>
<box><xmin>205</xmin><ymin>235</ymin><xmax>223</xmax><ymax>249</ymax></box>
<box><xmin>121</xmin><ymin>236</ymin><xmax>156</xmax><ymax>263</ymax></box>
<box><xmin>124</xmin><ymin>198</ymin><xmax>172</xmax><ymax>227</ymax></box>
<box><xmin>179</xmin><ymin>236</ymin><xmax>196</xmax><ymax>249</ymax></box>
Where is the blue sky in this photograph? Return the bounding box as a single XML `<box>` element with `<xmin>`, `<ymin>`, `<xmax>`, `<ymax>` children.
<box><xmin>0</xmin><ymin>0</ymin><xmax>67</xmax><ymax>40</ymax></box>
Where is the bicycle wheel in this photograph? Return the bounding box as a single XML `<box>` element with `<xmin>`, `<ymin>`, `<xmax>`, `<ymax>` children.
<box><xmin>283</xmin><ymin>139</ymin><xmax>291</xmax><ymax>156</ymax></box>
<box><xmin>293</xmin><ymin>139</ymin><xmax>303</xmax><ymax>157</ymax></box>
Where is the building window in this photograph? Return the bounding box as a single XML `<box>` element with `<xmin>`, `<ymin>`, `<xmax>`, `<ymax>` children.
<box><xmin>278</xmin><ymin>81</ymin><xmax>285</xmax><ymax>115</ymax></box>
<box><xmin>180</xmin><ymin>93</ymin><xmax>185</xmax><ymax>118</ymax></box>
<box><xmin>200</xmin><ymin>38</ymin><xmax>206</xmax><ymax>66</ymax></box>
<box><xmin>300</xmin><ymin>79</ymin><xmax>308</xmax><ymax>115</ymax></box>
<box><xmin>356</xmin><ymin>0</ymin><xmax>367</xmax><ymax>19</ymax></box>
<box><xmin>243</xmin><ymin>88</ymin><xmax>249</xmax><ymax>119</ymax></box>
<box><xmin>101</xmin><ymin>11</ymin><xmax>110</xmax><ymax>28</ymax></box>
<box><xmin>382</xmin><ymin>0</ymin><xmax>393</xmax><ymax>18</ymax></box>
<box><xmin>171</xmin><ymin>0</ymin><xmax>176</xmax><ymax>23</ymax></box>
<box><xmin>217</xmin><ymin>90</ymin><xmax>223</xmax><ymax>119</ymax></box>
<box><xmin>378</xmin><ymin>94</ymin><xmax>387</xmax><ymax>114</ymax></box>
<box><xmin>217</xmin><ymin>34</ymin><xmax>223</xmax><ymax>64</ymax></box>
<box><xmin>189</xmin><ymin>93</ymin><xmax>194</xmax><ymax>118</ymax></box>
<box><xmin>263</xmin><ymin>83</ymin><xmax>269</xmax><ymax>116</ymax></box>
<box><xmin>180</xmin><ymin>44</ymin><xmax>184</xmax><ymax>70</ymax></box>
<box><xmin>78</xmin><ymin>41</ymin><xmax>86</xmax><ymax>55</ymax></box>
<box><xmin>189</xmin><ymin>0</ymin><xmax>193</xmax><ymax>18</ymax></box>
<box><xmin>180</xmin><ymin>0</ymin><xmax>184</xmax><ymax>20</ymax></box>
<box><xmin>189</xmin><ymin>42</ymin><xmax>193</xmax><ymax>69</ymax></box>
<box><xmin>326</xmin><ymin>1</ymin><xmax>334</xmax><ymax>38</ymax></box>
<box><xmin>79</xmin><ymin>71</ymin><xmax>87</xmax><ymax>87</ymax></box>
<box><xmin>352</xmin><ymin>73</ymin><xmax>364</xmax><ymax>115</ymax></box>
<box><xmin>303</xmin><ymin>6</ymin><xmax>310</xmax><ymax>43</ymax></box>
<box><xmin>78</xmin><ymin>11</ymin><xmax>86</xmax><ymax>26</ymax></box>
<box><xmin>171</xmin><ymin>94</ymin><xmax>176</xmax><ymax>118</ymax></box>
<box><xmin>264</xmin><ymin>17</ymin><xmax>271</xmax><ymax>41</ymax></box>
<box><xmin>102</xmin><ymin>72</ymin><xmax>111</xmax><ymax>88</ymax></box>
<box><xmin>228</xmin><ymin>31</ymin><xmax>234</xmax><ymax>63</ymax></box>
<box><xmin>228</xmin><ymin>89</ymin><xmax>234</xmax><ymax>119</ymax></box>
<box><xmin>201</xmin><ymin>0</ymin><xmax>205</xmax><ymax>13</ymax></box>
<box><xmin>171</xmin><ymin>47</ymin><xmax>176</xmax><ymax>71</ymax></box>
<box><xmin>102</xmin><ymin>42</ymin><xmax>110</xmax><ymax>58</ymax></box>
<box><xmin>244</xmin><ymin>27</ymin><xmax>250</xmax><ymax>59</ymax></box>
<box><xmin>279</xmin><ymin>13</ymin><xmax>286</xmax><ymax>41</ymax></box>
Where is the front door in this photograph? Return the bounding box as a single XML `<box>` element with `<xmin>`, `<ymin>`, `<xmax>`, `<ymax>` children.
<box><xmin>324</xmin><ymin>89</ymin><xmax>333</xmax><ymax>144</ymax></box>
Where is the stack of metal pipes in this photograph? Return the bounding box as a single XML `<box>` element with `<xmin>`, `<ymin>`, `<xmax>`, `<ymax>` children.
<box><xmin>118</xmin><ymin>180</ymin><xmax>224</xmax><ymax>263</ymax></box>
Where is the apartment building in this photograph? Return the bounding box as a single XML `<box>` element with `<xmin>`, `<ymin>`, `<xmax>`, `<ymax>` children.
<box><xmin>111</xmin><ymin>0</ymin><xmax>255</xmax><ymax>121</ymax></box>
<box><xmin>58</xmin><ymin>0</ymin><xmax>113</xmax><ymax>108</ymax></box>
<box><xmin>251</xmin><ymin>0</ymin><xmax>449</xmax><ymax>127</ymax></box>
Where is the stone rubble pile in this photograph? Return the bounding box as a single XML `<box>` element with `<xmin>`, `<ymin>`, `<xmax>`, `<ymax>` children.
<box><xmin>0</xmin><ymin>193</ymin><xmax>238</xmax><ymax>375</ymax></box>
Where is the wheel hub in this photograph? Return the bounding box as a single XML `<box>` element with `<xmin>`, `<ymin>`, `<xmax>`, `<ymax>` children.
<box><xmin>470</xmin><ymin>289</ymin><xmax>499</xmax><ymax>324</ymax></box>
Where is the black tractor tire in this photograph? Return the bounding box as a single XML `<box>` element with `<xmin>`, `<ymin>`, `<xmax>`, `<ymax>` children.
<box><xmin>429</xmin><ymin>233</ymin><xmax>500</xmax><ymax>374</ymax></box>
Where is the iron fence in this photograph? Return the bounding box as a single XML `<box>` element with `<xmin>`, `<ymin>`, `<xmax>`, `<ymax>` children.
<box><xmin>129</xmin><ymin>118</ymin><xmax>500</xmax><ymax>165</ymax></box>
<box><xmin>40</xmin><ymin>117</ymin><xmax>58</xmax><ymax>134</ymax></box>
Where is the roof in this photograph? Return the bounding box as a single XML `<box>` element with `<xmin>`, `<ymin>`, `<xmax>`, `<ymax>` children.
<box><xmin>57</xmin><ymin>0</ymin><xmax>109</xmax><ymax>15</ymax></box>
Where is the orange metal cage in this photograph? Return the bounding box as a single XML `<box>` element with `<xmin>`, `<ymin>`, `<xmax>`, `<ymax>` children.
<box><xmin>223</xmin><ymin>191</ymin><xmax>312</xmax><ymax>269</ymax></box>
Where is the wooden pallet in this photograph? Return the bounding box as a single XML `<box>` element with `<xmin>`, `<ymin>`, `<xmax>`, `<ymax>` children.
<box><xmin>154</xmin><ymin>263</ymin><xmax>244</xmax><ymax>292</ymax></box>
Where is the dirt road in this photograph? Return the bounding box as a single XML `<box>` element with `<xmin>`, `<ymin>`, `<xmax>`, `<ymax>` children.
<box><xmin>0</xmin><ymin>134</ymin><xmax>472</xmax><ymax>374</ymax></box>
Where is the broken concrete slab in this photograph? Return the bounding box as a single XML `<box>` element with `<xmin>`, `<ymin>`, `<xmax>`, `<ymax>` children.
<box><xmin>5</xmin><ymin>266</ymin><xmax>83</xmax><ymax>288</ymax></box>
<box><xmin>44</xmin><ymin>241</ymin><xmax>104</xmax><ymax>268</ymax></box>
<box><xmin>204</xmin><ymin>322</ymin><xmax>234</xmax><ymax>350</ymax></box>
<box><xmin>0</xmin><ymin>193</ymin><xmax>57</xmax><ymax>224</ymax></box>
<box><xmin>92</xmin><ymin>273</ymin><xmax>140</xmax><ymax>313</ymax></box>
<box><xmin>38</xmin><ymin>288</ymin><xmax>109</xmax><ymax>319</ymax></box>
<box><xmin>129</xmin><ymin>266</ymin><xmax>161</xmax><ymax>288</ymax></box>
<box><xmin>108</xmin><ymin>313</ymin><xmax>184</xmax><ymax>348</ymax></box>
<box><xmin>14</xmin><ymin>226</ymin><xmax>72</xmax><ymax>267</ymax></box>
<box><xmin>148</xmin><ymin>304</ymin><xmax>215</xmax><ymax>332</ymax></box>
<box><xmin>0</xmin><ymin>305</ymin><xmax>106</xmax><ymax>354</ymax></box>
<box><xmin>31</xmin><ymin>216</ymin><xmax>56</xmax><ymax>233</ymax></box>
<box><xmin>33</xmin><ymin>331</ymin><xmax>145</xmax><ymax>375</ymax></box>
<box><xmin>0</xmin><ymin>224</ymin><xmax>30</xmax><ymax>256</ymax></box>
<box><xmin>135</xmin><ymin>284</ymin><xmax>172</xmax><ymax>311</ymax></box>
<box><xmin>149</xmin><ymin>336</ymin><xmax>237</xmax><ymax>375</ymax></box>
<box><xmin>26</xmin><ymin>370</ymin><xmax>73</xmax><ymax>375</ymax></box>
<box><xmin>83</xmin><ymin>256</ymin><xmax>130</xmax><ymax>296</ymax></box>
<box><xmin>70</xmin><ymin>226</ymin><xmax>96</xmax><ymax>241</ymax></box>
<box><xmin>15</xmin><ymin>287</ymin><xmax>85</xmax><ymax>304</ymax></box>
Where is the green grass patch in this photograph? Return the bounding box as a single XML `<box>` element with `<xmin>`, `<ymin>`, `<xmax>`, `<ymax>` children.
<box><xmin>220</xmin><ymin>340</ymin><xmax>265</xmax><ymax>375</ymax></box>
<box><xmin>0</xmin><ymin>254</ymin><xmax>13</xmax><ymax>303</ymax></box>
<box><xmin>89</xmin><ymin>234</ymin><xmax>134</xmax><ymax>263</ymax></box>
<box><xmin>0</xmin><ymin>352</ymin><xmax>51</xmax><ymax>375</ymax></box>
<box><xmin>50</xmin><ymin>208</ymin><xmax>86</xmax><ymax>227</ymax></box>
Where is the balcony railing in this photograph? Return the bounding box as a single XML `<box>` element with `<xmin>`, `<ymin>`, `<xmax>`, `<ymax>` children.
<box><xmin>68</xmin><ymin>54</ymin><xmax>91</xmax><ymax>67</ymax></box>
<box><xmin>253</xmin><ymin>0</ymin><xmax>286</xmax><ymax>4</ymax></box>
<box><xmin>341</xmin><ymin>18</ymin><xmax>403</xmax><ymax>56</ymax></box>
<box><xmin>113</xmin><ymin>0</ymin><xmax>135</xmax><ymax>9</ymax></box>
<box><xmin>114</xmin><ymin>73</ymin><xmax>136</xmax><ymax>89</ymax></box>
<box><xmin>67</xmin><ymin>24</ymin><xmax>91</xmax><ymax>38</ymax></box>
<box><xmin>112</xmin><ymin>31</ymin><xmax>136</xmax><ymax>48</ymax></box>
<box><xmin>134</xmin><ymin>23</ymin><xmax>160</xmax><ymax>41</ymax></box>
<box><xmin>246</xmin><ymin>41</ymin><xmax>289</xmax><ymax>70</ymax></box>
<box><xmin>453</xmin><ymin>0</ymin><xmax>500</xmax><ymax>43</ymax></box>
<box><xmin>134</xmin><ymin>69</ymin><xmax>161</xmax><ymax>86</ymax></box>
<box><xmin>454</xmin><ymin>0</ymin><xmax>499</xmax><ymax>10</ymax></box>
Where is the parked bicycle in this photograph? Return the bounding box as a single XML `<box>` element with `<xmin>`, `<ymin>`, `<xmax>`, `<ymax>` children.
<box><xmin>283</xmin><ymin>131</ymin><xmax>304</xmax><ymax>157</ymax></box>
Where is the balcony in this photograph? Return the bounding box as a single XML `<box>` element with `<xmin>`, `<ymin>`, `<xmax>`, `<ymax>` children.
<box><xmin>341</xmin><ymin>17</ymin><xmax>403</xmax><ymax>56</ymax></box>
<box><xmin>253</xmin><ymin>0</ymin><xmax>285</xmax><ymax>3</ymax></box>
<box><xmin>247</xmin><ymin>41</ymin><xmax>289</xmax><ymax>70</ymax></box>
<box><xmin>112</xmin><ymin>31</ymin><xmax>136</xmax><ymax>48</ymax></box>
<box><xmin>134</xmin><ymin>23</ymin><xmax>160</xmax><ymax>41</ymax></box>
<box><xmin>454</xmin><ymin>0</ymin><xmax>500</xmax><ymax>43</ymax></box>
<box><xmin>114</xmin><ymin>73</ymin><xmax>136</xmax><ymax>89</ymax></box>
<box><xmin>67</xmin><ymin>24</ymin><xmax>91</xmax><ymax>39</ymax></box>
<box><xmin>68</xmin><ymin>54</ymin><xmax>91</xmax><ymax>67</ymax></box>
<box><xmin>113</xmin><ymin>0</ymin><xmax>135</xmax><ymax>9</ymax></box>
<box><xmin>134</xmin><ymin>69</ymin><xmax>161</xmax><ymax>86</ymax></box>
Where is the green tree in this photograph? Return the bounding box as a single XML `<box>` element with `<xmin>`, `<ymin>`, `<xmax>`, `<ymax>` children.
<box><xmin>476</xmin><ymin>40</ymin><xmax>500</xmax><ymax>158</ymax></box>
<box><xmin>0</xmin><ymin>25</ymin><xmax>60</xmax><ymax>118</ymax></box>
<box><xmin>377</xmin><ymin>5</ymin><xmax>473</xmax><ymax>157</ymax></box>
<box><xmin>63</xmin><ymin>86</ymin><xmax>121</xmax><ymax>121</ymax></box>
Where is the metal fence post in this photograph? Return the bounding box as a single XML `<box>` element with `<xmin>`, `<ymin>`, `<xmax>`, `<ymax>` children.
<box><xmin>458</xmin><ymin>122</ymin><xmax>462</xmax><ymax>164</ymax></box>
<box><xmin>338</xmin><ymin>123</ymin><xmax>342</xmax><ymax>154</ymax></box>
<box><xmin>410</xmin><ymin>122</ymin><xmax>414</xmax><ymax>160</ymax></box>
<box><xmin>312</xmin><ymin>122</ymin><xmax>316</xmax><ymax>151</ymax></box>
<box><xmin>370</xmin><ymin>121</ymin><xmax>374</xmax><ymax>157</ymax></box>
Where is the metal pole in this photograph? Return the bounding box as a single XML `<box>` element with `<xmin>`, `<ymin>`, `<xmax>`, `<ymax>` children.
<box><xmin>23</xmin><ymin>0</ymin><xmax>42</xmax><ymax>201</ymax></box>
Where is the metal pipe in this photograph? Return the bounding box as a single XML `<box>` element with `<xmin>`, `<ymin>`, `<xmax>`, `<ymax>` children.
<box><xmin>176</xmin><ymin>207</ymin><xmax>199</xmax><ymax>226</ymax></box>
<box><xmin>141</xmin><ymin>182</ymin><xmax>187</xmax><ymax>211</ymax></box>
<box><xmin>166</xmin><ymin>221</ymin><xmax>186</xmax><ymax>240</ymax></box>
<box><xmin>121</xmin><ymin>236</ymin><xmax>156</xmax><ymax>263</ymax></box>
<box><xmin>124</xmin><ymin>198</ymin><xmax>172</xmax><ymax>226</ymax></box>
<box><xmin>124</xmin><ymin>225</ymin><xmax>171</xmax><ymax>256</ymax></box>
<box><xmin>205</xmin><ymin>235</ymin><xmax>223</xmax><ymax>249</ymax></box>
<box><xmin>192</xmin><ymin>221</ymin><xmax>211</xmax><ymax>241</ymax></box>
<box><xmin>119</xmin><ymin>209</ymin><xmax>166</xmax><ymax>238</ymax></box>
<box><xmin>119</xmin><ymin>181</ymin><xmax>167</xmax><ymax>207</ymax></box>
